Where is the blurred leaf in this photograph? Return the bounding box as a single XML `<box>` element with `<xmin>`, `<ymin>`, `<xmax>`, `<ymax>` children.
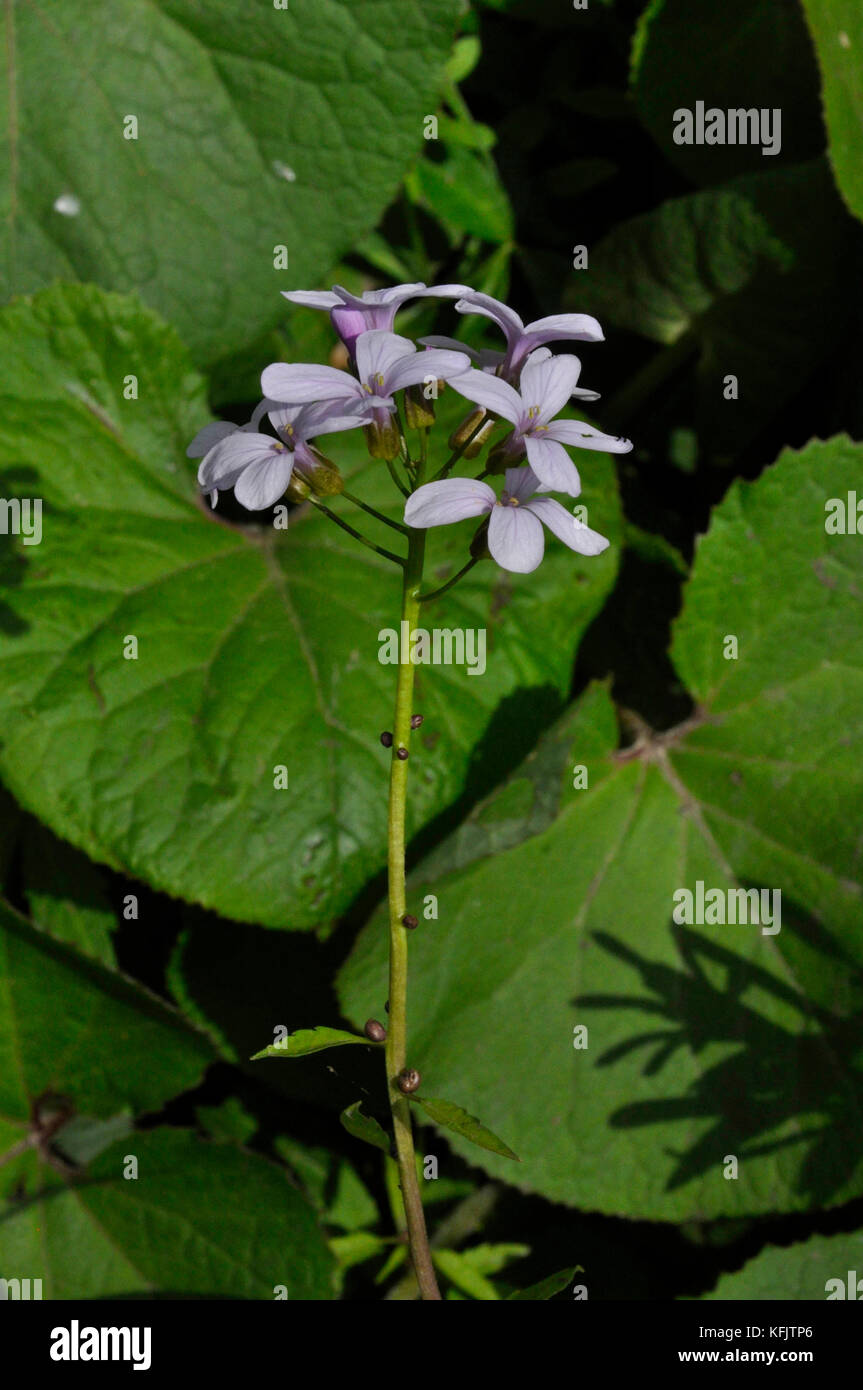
<box><xmin>0</xmin><ymin>898</ymin><xmax>214</xmax><ymax>1198</ymax></box>
<box><xmin>195</xmin><ymin>1098</ymin><xmax>257</xmax><ymax>1145</ymax></box>
<box><xmin>411</xmin><ymin>1095</ymin><xmax>520</xmax><ymax>1161</ymax></box>
<box><xmin>578</xmin><ymin>161</ymin><xmax>852</xmax><ymax>457</ymax></box>
<box><xmin>330</xmin><ymin>1230</ymin><xmax>390</xmax><ymax>1270</ymax></box>
<box><xmin>0</xmin><ymin>0</ymin><xmax>462</xmax><ymax>364</ymax></box>
<box><xmin>432</xmin><ymin>1247</ymin><xmax>501</xmax><ymax>1299</ymax></box>
<box><xmin>340</xmin><ymin>438</ymin><xmax>863</xmax><ymax>1219</ymax></box>
<box><xmin>702</xmin><ymin>1232</ymin><xmax>863</xmax><ymax>1299</ymax></box>
<box><xmin>632</xmin><ymin>0</ymin><xmax>822</xmax><ymax>184</ymax></box>
<box><xmin>340</xmin><ymin>1102</ymin><xmax>391</xmax><ymax>1156</ymax></box>
<box><xmin>20</xmin><ymin>822</ymin><xmax>115</xmax><ymax>965</ymax></box>
<box><xmin>325</xmin><ymin>1159</ymin><xmax>379</xmax><ymax>1231</ymax></box>
<box><xmin>447</xmin><ymin>35</ymin><xmax>482</xmax><ymax>84</ymax></box>
<box><xmin>252</xmin><ymin>1027</ymin><xmax>371</xmax><ymax>1060</ymax></box>
<box><xmin>0</xmin><ymin>1128</ymin><xmax>334</xmax><ymax>1298</ymax></box>
<box><xmin>800</xmin><ymin>0</ymin><xmax>863</xmax><ymax>220</ymax></box>
<box><xmin>0</xmin><ymin>283</ymin><xmax>622</xmax><ymax>929</ymax></box>
<box><xmin>507</xmin><ymin>1266</ymin><xmax>578</xmax><ymax>1299</ymax></box>
<box><xmin>408</xmin><ymin>145</ymin><xmax>514</xmax><ymax>243</ymax></box>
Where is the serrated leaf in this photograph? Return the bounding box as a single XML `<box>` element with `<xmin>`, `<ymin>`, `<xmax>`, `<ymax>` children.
<box><xmin>340</xmin><ymin>438</ymin><xmax>863</xmax><ymax>1220</ymax></box>
<box><xmin>410</xmin><ymin>1095</ymin><xmax>519</xmax><ymax>1161</ymax></box>
<box><xmin>0</xmin><ymin>1128</ymin><xmax>334</xmax><ymax>1299</ymax></box>
<box><xmin>252</xmin><ymin>1026</ymin><xmax>370</xmax><ymax>1061</ymax></box>
<box><xmin>0</xmin><ymin>898</ymin><xmax>214</xmax><ymax>1199</ymax></box>
<box><xmin>799</xmin><ymin>2</ymin><xmax>863</xmax><ymax>222</ymax></box>
<box><xmin>702</xmin><ymin>1232</ymin><xmax>863</xmax><ymax>1300</ymax></box>
<box><xmin>0</xmin><ymin>283</ymin><xmax>621</xmax><ymax>929</ymax></box>
<box><xmin>1</xmin><ymin>0</ymin><xmax>462</xmax><ymax>363</ymax></box>
<box><xmin>340</xmin><ymin>1102</ymin><xmax>392</xmax><ymax>1156</ymax></box>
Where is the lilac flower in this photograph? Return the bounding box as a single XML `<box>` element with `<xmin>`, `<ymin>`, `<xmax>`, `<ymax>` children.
<box><xmin>196</xmin><ymin>399</ymin><xmax>371</xmax><ymax>510</ymax></box>
<box><xmin>186</xmin><ymin>400</ymin><xmax>273</xmax><ymax>460</ymax></box>
<box><xmin>261</xmin><ymin>330</ymin><xmax>471</xmax><ymax>423</ymax></box>
<box><xmin>449</xmin><ymin>353</ymin><xmax>632</xmax><ymax>496</ymax></box>
<box><xmin>451</xmin><ymin>291</ymin><xmax>604</xmax><ymax>381</ymax></box>
<box><xmin>419</xmin><ymin>340</ymin><xmax>600</xmax><ymax>401</ymax></box>
<box><xmin>282</xmin><ymin>282</ymin><xmax>472</xmax><ymax>357</ymax></box>
<box><xmin>404</xmin><ymin>466</ymin><xmax>609</xmax><ymax>574</ymax></box>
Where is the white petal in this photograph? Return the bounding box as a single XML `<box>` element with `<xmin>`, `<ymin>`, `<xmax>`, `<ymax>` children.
<box><xmin>261</xmin><ymin>362</ymin><xmax>359</xmax><ymax>404</ymax></box>
<box><xmin>387</xmin><ymin>348</ymin><xmax>472</xmax><ymax>392</ymax></box>
<box><xmin>404</xmin><ymin>478</ymin><xmax>495</xmax><ymax>528</ymax></box>
<box><xmin>418</xmin><ymin>335</ymin><xmax>480</xmax><ymax>359</ymax></box>
<box><xmin>524</xmin><ymin>437</ymin><xmax>582</xmax><ymax>497</ymax></box>
<box><xmin>522</xmin><ymin>312</ymin><xmax>604</xmax><ymax>343</ymax></box>
<box><xmin>186</xmin><ymin>421</ymin><xmax>237</xmax><ymax>458</ymax></box>
<box><xmin>355</xmin><ymin>329</ymin><xmax>417</xmax><ymax>387</ymax></box>
<box><xmin>447</xmin><ymin>368</ymin><xmax>523</xmax><ymax>424</ymax></box>
<box><xmin>488</xmin><ymin>504</ymin><xmax>545</xmax><ymax>572</ymax></box>
<box><xmin>519</xmin><ymin>354</ymin><xmax>583</xmax><ymax>423</ymax></box>
<box><xmin>504</xmin><ymin>466</ymin><xmax>541</xmax><ymax>502</ymax></box>
<box><xmin>454</xmin><ymin>292</ymin><xmax>524</xmax><ymax>340</ymax></box>
<box><xmin>281</xmin><ymin>290</ymin><xmax>342</xmax><ymax>309</ymax></box>
<box><xmin>525</xmin><ymin>498</ymin><xmax>609</xmax><ymax>556</ymax></box>
<box><xmin>234</xmin><ymin>453</ymin><xmax>294</xmax><ymax>510</ymax></box>
<box><xmin>545</xmin><ymin>420</ymin><xmax>633</xmax><ymax>453</ymax></box>
<box><xmin>198</xmin><ymin>432</ymin><xmax>280</xmax><ymax>489</ymax></box>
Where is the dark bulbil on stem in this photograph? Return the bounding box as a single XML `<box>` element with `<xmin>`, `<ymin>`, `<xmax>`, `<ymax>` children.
<box><xmin>401</xmin><ymin>913</ymin><xmax>418</xmax><ymax>929</ymax></box>
<box><xmin>410</xmin><ymin>713</ymin><xmax>424</xmax><ymax>729</ymax></box>
<box><xmin>380</xmin><ymin>730</ymin><xmax>394</xmax><ymax>747</ymax></box>
<box><xmin>397</xmin><ymin>1068</ymin><xmax>421</xmax><ymax>1094</ymax></box>
<box><xmin>396</xmin><ymin>746</ymin><xmax>409</xmax><ymax>760</ymax></box>
<box><xmin>364</xmin><ymin>1019</ymin><xmax>387</xmax><ymax>1042</ymax></box>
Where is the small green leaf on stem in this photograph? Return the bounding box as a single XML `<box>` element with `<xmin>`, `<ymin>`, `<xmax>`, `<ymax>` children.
<box><xmin>251</xmin><ymin>1026</ymin><xmax>370</xmax><ymax>1060</ymax></box>
<box><xmin>410</xmin><ymin>1095</ymin><xmax>520</xmax><ymax>1161</ymax></box>
<box><xmin>340</xmin><ymin>1101</ymin><xmax>392</xmax><ymax>1156</ymax></box>
<box><xmin>506</xmin><ymin>1267</ymin><xmax>579</xmax><ymax>1300</ymax></box>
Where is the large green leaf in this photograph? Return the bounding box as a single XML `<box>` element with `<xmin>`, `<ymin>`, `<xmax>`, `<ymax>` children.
<box><xmin>339</xmin><ymin>437</ymin><xmax>863</xmax><ymax>1219</ymax></box>
<box><xmin>0</xmin><ymin>1127</ymin><xmax>334</xmax><ymax>1299</ymax></box>
<box><xmin>0</xmin><ymin>284</ymin><xmax>622</xmax><ymax>929</ymax></box>
<box><xmin>800</xmin><ymin>0</ymin><xmax>863</xmax><ymax>220</ymax></box>
<box><xmin>702</xmin><ymin>1232</ymin><xmax>863</xmax><ymax>1300</ymax></box>
<box><xmin>0</xmin><ymin>0</ymin><xmax>461</xmax><ymax>364</ymax></box>
<box><xmin>0</xmin><ymin>898</ymin><xmax>214</xmax><ymax>1198</ymax></box>
<box><xmin>576</xmin><ymin>161</ymin><xmax>852</xmax><ymax>457</ymax></box>
<box><xmin>632</xmin><ymin>0</ymin><xmax>822</xmax><ymax>185</ymax></box>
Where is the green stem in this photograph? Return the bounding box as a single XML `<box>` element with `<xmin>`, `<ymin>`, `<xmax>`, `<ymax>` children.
<box><xmin>308</xmin><ymin>497</ymin><xmax>405</xmax><ymax>567</ymax></box>
<box><xmin>418</xmin><ymin>555</ymin><xmax>479</xmax><ymax>604</ymax></box>
<box><xmin>385</xmin><ymin>523</ymin><xmax>441</xmax><ymax>1302</ymax></box>
<box><xmin>341</xmin><ymin>490</ymin><xmax>408</xmax><ymax>535</ymax></box>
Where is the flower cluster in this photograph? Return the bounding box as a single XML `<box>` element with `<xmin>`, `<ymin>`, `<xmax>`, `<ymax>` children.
<box><xmin>189</xmin><ymin>282</ymin><xmax>632</xmax><ymax>575</ymax></box>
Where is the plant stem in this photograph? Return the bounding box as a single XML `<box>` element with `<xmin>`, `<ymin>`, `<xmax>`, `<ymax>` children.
<box><xmin>341</xmin><ymin>490</ymin><xmax>408</xmax><ymax>534</ymax></box>
<box><xmin>418</xmin><ymin>555</ymin><xmax>479</xmax><ymax>604</ymax></box>
<box><xmin>307</xmin><ymin>497</ymin><xmax>405</xmax><ymax>566</ymax></box>
<box><xmin>385</xmin><ymin>522</ymin><xmax>441</xmax><ymax>1301</ymax></box>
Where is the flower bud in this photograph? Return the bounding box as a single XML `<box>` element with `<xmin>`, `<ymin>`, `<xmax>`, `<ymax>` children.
<box><xmin>284</xmin><ymin>474</ymin><xmax>312</xmax><ymax>503</ymax></box>
<box><xmin>485</xmin><ymin>437</ymin><xmax>521</xmax><ymax>475</ymax></box>
<box><xmin>449</xmin><ymin>408</ymin><xmax>488</xmax><ymax>457</ymax></box>
<box><xmin>364</xmin><ymin>418</ymin><xmax>402</xmax><ymax>460</ymax></box>
<box><xmin>298</xmin><ymin>447</ymin><xmax>344</xmax><ymax>497</ymax></box>
<box><xmin>404</xmin><ymin>384</ymin><xmax>436</xmax><ymax>430</ymax></box>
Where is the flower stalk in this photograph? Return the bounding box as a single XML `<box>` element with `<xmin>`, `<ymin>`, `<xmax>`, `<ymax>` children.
<box><xmin>384</xmin><ymin>517</ymin><xmax>441</xmax><ymax>1301</ymax></box>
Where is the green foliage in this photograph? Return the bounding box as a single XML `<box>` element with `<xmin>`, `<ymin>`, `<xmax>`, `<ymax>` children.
<box><xmin>0</xmin><ymin>0</ymin><xmax>462</xmax><ymax>364</ymax></box>
<box><xmin>702</xmin><ymin>1232</ymin><xmax>863</xmax><ymax>1300</ymax></box>
<box><xmin>800</xmin><ymin>0</ymin><xmax>863</xmax><ymax>220</ymax></box>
